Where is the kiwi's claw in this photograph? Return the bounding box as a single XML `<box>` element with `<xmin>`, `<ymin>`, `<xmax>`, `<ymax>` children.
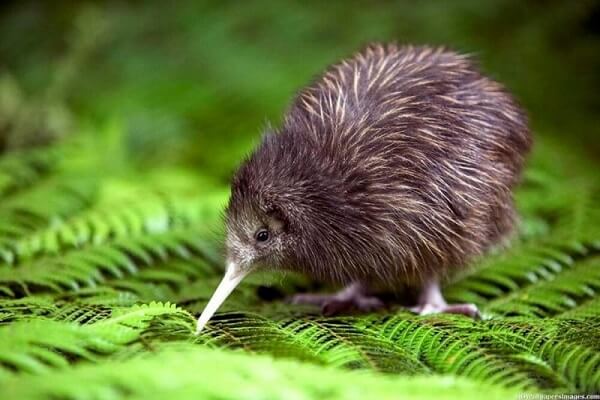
<box><xmin>410</xmin><ymin>302</ymin><xmax>481</xmax><ymax>319</ymax></box>
<box><xmin>290</xmin><ymin>282</ymin><xmax>385</xmax><ymax>316</ymax></box>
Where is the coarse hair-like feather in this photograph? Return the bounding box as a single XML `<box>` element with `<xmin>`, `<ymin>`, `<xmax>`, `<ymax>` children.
<box><xmin>227</xmin><ymin>43</ymin><xmax>532</xmax><ymax>289</ymax></box>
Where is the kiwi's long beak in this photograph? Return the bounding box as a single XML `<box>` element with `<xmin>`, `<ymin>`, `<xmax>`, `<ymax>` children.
<box><xmin>195</xmin><ymin>262</ymin><xmax>248</xmax><ymax>334</ymax></box>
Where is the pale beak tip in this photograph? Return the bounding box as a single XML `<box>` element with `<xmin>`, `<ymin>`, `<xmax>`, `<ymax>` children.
<box><xmin>194</xmin><ymin>321</ymin><xmax>207</xmax><ymax>335</ymax></box>
<box><xmin>192</xmin><ymin>262</ymin><xmax>247</xmax><ymax>336</ymax></box>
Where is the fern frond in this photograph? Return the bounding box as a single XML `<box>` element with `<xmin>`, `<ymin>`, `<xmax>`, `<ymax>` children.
<box><xmin>0</xmin><ymin>301</ymin><xmax>191</xmax><ymax>376</ymax></box>
<box><xmin>0</xmin><ymin>146</ymin><xmax>58</xmax><ymax>198</ymax></box>
<box><xmin>445</xmin><ymin>240</ymin><xmax>599</xmax><ymax>307</ymax></box>
<box><xmin>0</xmin><ymin>296</ymin><xmax>57</xmax><ymax>323</ymax></box>
<box><xmin>0</xmin><ymin>177</ymin><xmax>97</xmax><ymax>263</ymax></box>
<box><xmin>2</xmin><ymin>188</ymin><xmax>225</xmax><ymax>265</ymax></box>
<box><xmin>483</xmin><ymin>318</ymin><xmax>600</xmax><ymax>393</ymax></box>
<box><xmin>356</xmin><ymin>313</ymin><xmax>538</xmax><ymax>389</ymax></box>
<box><xmin>200</xmin><ymin>312</ymin><xmax>428</xmax><ymax>374</ymax></box>
<box><xmin>484</xmin><ymin>256</ymin><xmax>600</xmax><ymax>317</ymax></box>
<box><xmin>0</xmin><ymin>229</ymin><xmax>218</xmax><ymax>298</ymax></box>
<box><xmin>0</xmin><ymin>346</ymin><xmax>520</xmax><ymax>400</ymax></box>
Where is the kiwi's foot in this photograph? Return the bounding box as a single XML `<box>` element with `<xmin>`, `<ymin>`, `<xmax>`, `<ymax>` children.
<box><xmin>409</xmin><ymin>302</ymin><xmax>481</xmax><ymax>318</ymax></box>
<box><xmin>410</xmin><ymin>278</ymin><xmax>481</xmax><ymax>319</ymax></box>
<box><xmin>290</xmin><ymin>282</ymin><xmax>384</xmax><ymax>316</ymax></box>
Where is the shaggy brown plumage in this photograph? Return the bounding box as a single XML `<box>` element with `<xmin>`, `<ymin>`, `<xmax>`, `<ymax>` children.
<box><xmin>195</xmin><ymin>43</ymin><xmax>532</xmax><ymax>332</ymax></box>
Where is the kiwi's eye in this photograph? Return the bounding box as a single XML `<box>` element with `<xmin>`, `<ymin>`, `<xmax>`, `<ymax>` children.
<box><xmin>255</xmin><ymin>229</ymin><xmax>270</xmax><ymax>243</ymax></box>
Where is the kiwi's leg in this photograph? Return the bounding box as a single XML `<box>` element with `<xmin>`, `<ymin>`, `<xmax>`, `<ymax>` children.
<box><xmin>410</xmin><ymin>278</ymin><xmax>481</xmax><ymax>318</ymax></box>
<box><xmin>290</xmin><ymin>282</ymin><xmax>385</xmax><ymax>316</ymax></box>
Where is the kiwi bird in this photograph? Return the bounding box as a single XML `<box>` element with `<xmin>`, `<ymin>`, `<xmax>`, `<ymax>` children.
<box><xmin>195</xmin><ymin>43</ymin><xmax>531</xmax><ymax>333</ymax></box>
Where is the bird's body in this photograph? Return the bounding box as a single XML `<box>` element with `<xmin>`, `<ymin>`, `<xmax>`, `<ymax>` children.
<box><xmin>196</xmin><ymin>44</ymin><xmax>531</xmax><ymax>333</ymax></box>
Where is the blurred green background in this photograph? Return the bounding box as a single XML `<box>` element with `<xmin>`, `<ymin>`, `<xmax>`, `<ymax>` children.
<box><xmin>1</xmin><ymin>0</ymin><xmax>598</xmax><ymax>174</ymax></box>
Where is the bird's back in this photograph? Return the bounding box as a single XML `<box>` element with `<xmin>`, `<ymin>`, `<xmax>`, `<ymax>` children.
<box><xmin>279</xmin><ymin>43</ymin><xmax>531</xmax><ymax>284</ymax></box>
